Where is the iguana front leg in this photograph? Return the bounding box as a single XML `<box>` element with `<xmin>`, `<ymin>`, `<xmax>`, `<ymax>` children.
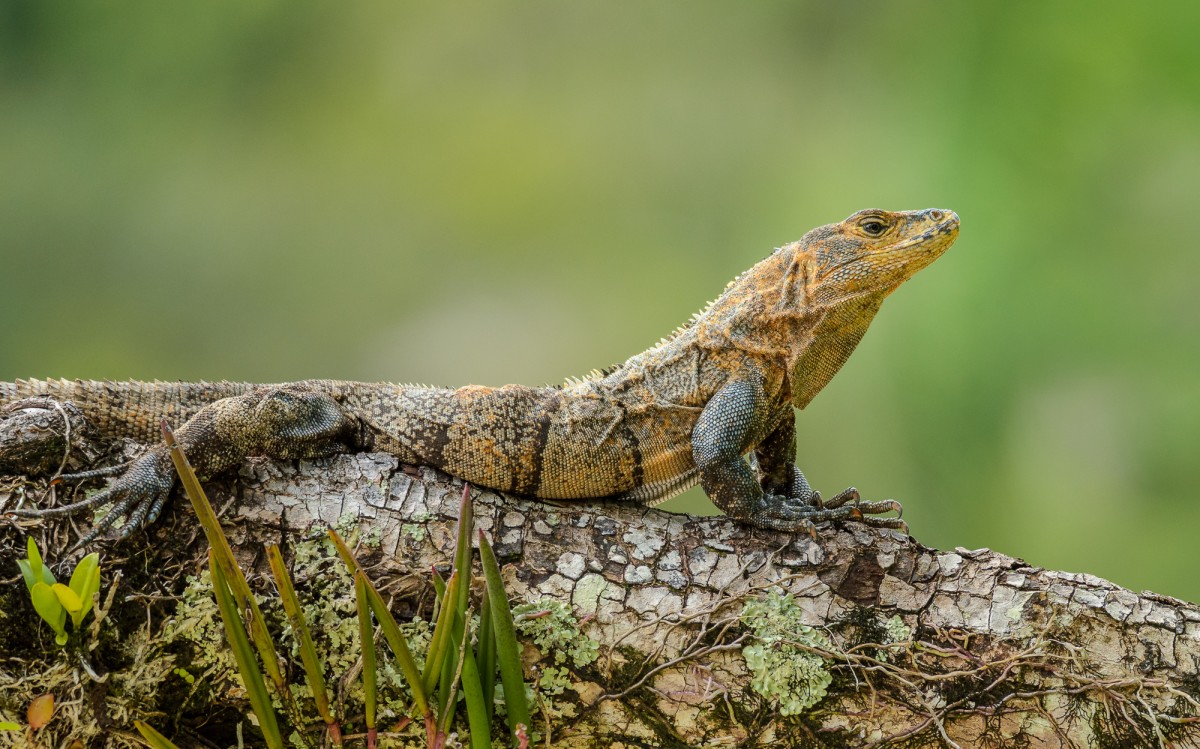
<box><xmin>13</xmin><ymin>384</ymin><xmax>362</xmax><ymax>545</ymax></box>
<box><xmin>692</xmin><ymin>380</ymin><xmax>904</xmax><ymax>534</ymax></box>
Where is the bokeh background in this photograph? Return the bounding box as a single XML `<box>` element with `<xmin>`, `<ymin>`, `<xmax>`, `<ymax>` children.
<box><xmin>2</xmin><ymin>3</ymin><xmax>1198</xmax><ymax>599</ymax></box>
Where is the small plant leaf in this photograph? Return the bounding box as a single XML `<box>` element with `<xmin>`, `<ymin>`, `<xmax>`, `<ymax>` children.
<box><xmin>27</xmin><ymin>693</ymin><xmax>53</xmax><ymax>730</ymax></box>
<box><xmin>17</xmin><ymin>559</ymin><xmax>35</xmax><ymax>591</ymax></box>
<box><xmin>209</xmin><ymin>550</ymin><xmax>284</xmax><ymax>749</ymax></box>
<box><xmin>26</xmin><ymin>537</ymin><xmax>42</xmax><ymax>575</ymax></box>
<box><xmin>68</xmin><ymin>553</ymin><xmax>101</xmax><ymax>621</ymax></box>
<box><xmin>30</xmin><ymin>582</ymin><xmax>67</xmax><ymax>645</ymax></box>
<box><xmin>0</xmin><ymin>721</ymin><xmax>20</xmax><ymax>731</ymax></box>
<box><xmin>51</xmin><ymin>583</ymin><xmax>85</xmax><ymax>629</ymax></box>
<box><xmin>478</xmin><ymin>531</ymin><xmax>531</xmax><ymax>746</ymax></box>
<box><xmin>134</xmin><ymin>720</ymin><xmax>184</xmax><ymax>749</ymax></box>
<box><xmin>24</xmin><ymin>538</ymin><xmax>56</xmax><ymax>588</ymax></box>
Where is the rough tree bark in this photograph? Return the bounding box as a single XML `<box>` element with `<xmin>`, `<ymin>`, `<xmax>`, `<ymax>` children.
<box><xmin>1</xmin><ymin>402</ymin><xmax>1199</xmax><ymax>748</ymax></box>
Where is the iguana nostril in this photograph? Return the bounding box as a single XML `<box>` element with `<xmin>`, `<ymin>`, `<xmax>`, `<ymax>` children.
<box><xmin>929</xmin><ymin>210</ymin><xmax>944</xmax><ymax>221</ymax></box>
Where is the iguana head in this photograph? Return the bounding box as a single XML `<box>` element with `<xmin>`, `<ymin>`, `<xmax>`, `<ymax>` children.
<box><xmin>692</xmin><ymin>208</ymin><xmax>959</xmax><ymax>407</ymax></box>
<box><xmin>805</xmin><ymin>208</ymin><xmax>960</xmax><ymax>303</ymax></box>
<box><xmin>778</xmin><ymin>208</ymin><xmax>959</xmax><ymax>407</ymax></box>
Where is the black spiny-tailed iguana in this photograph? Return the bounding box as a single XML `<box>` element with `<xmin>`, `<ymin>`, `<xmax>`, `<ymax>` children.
<box><xmin>1</xmin><ymin>208</ymin><xmax>960</xmax><ymax>546</ymax></box>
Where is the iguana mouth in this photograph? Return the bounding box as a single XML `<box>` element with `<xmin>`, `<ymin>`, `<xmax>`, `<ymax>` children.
<box><xmin>887</xmin><ymin>213</ymin><xmax>960</xmax><ymax>253</ymax></box>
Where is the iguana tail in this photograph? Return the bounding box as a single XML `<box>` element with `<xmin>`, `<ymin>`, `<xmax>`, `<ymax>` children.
<box><xmin>1</xmin><ymin>379</ymin><xmax>254</xmax><ymax>443</ymax></box>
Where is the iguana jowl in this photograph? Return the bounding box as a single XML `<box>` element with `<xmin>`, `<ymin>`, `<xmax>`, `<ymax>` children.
<box><xmin>2</xmin><ymin>208</ymin><xmax>959</xmax><ymax>545</ymax></box>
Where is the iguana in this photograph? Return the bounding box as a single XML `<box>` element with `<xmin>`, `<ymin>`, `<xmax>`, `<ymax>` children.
<box><xmin>1</xmin><ymin>208</ymin><xmax>959</xmax><ymax>546</ymax></box>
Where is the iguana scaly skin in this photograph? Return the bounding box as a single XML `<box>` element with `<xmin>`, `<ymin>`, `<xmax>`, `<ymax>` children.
<box><xmin>1</xmin><ymin>208</ymin><xmax>959</xmax><ymax>544</ymax></box>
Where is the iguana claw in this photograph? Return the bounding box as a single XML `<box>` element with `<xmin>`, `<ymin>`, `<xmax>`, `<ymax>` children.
<box><xmin>11</xmin><ymin>448</ymin><xmax>175</xmax><ymax>548</ymax></box>
<box><xmin>747</xmin><ymin>487</ymin><xmax>906</xmax><ymax>535</ymax></box>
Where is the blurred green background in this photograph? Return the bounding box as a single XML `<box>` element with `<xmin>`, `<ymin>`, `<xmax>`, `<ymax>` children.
<box><xmin>2</xmin><ymin>3</ymin><xmax>1198</xmax><ymax>599</ymax></box>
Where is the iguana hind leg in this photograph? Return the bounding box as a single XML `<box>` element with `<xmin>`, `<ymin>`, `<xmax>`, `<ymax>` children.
<box><xmin>11</xmin><ymin>383</ymin><xmax>362</xmax><ymax>544</ymax></box>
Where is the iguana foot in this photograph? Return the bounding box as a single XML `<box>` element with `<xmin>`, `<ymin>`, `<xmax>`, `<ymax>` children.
<box><xmin>10</xmin><ymin>448</ymin><xmax>175</xmax><ymax>548</ymax></box>
<box><xmin>749</xmin><ymin>489</ymin><xmax>906</xmax><ymax>535</ymax></box>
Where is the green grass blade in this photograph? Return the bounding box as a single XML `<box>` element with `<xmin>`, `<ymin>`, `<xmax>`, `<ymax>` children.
<box><xmin>163</xmin><ymin>422</ymin><xmax>285</xmax><ymax>689</ymax></box>
<box><xmin>365</xmin><ymin>584</ymin><xmax>428</xmax><ymax>716</ymax></box>
<box><xmin>162</xmin><ymin>423</ymin><xmax>247</xmax><ymax>599</ymax></box>
<box><xmin>458</xmin><ymin>630</ymin><xmax>493</xmax><ymax>749</ymax></box>
<box><xmin>434</xmin><ymin>483</ymin><xmax>477</xmax><ymax>724</ymax></box>
<box><xmin>266</xmin><ymin>544</ymin><xmax>334</xmax><ymax>731</ymax></box>
<box><xmin>209</xmin><ymin>550</ymin><xmax>283</xmax><ymax>749</ymax></box>
<box><xmin>437</xmin><ymin>607</ymin><xmax>474</xmax><ymax>737</ymax></box>
<box><xmin>421</xmin><ymin>570</ymin><xmax>460</xmax><ymax>698</ymax></box>
<box><xmin>328</xmin><ymin>528</ymin><xmax>428</xmax><ymax>716</ymax></box>
<box><xmin>355</xmin><ymin>572</ymin><xmax>378</xmax><ymax>748</ymax></box>
<box><xmin>478</xmin><ymin>531</ymin><xmax>531</xmax><ymax>745</ymax></box>
<box><xmin>431</xmin><ymin>567</ymin><xmax>446</xmax><ymax>619</ymax></box>
<box><xmin>437</xmin><ymin>616</ymin><xmax>457</xmax><ymax>726</ymax></box>
<box><xmin>476</xmin><ymin>586</ymin><xmax>496</xmax><ymax>726</ymax></box>
<box><xmin>454</xmin><ymin>483</ymin><xmax>474</xmax><ymax>619</ymax></box>
<box><xmin>326</xmin><ymin>527</ymin><xmax>359</xmax><ymax>573</ymax></box>
<box><xmin>133</xmin><ymin>720</ymin><xmax>183</xmax><ymax>749</ymax></box>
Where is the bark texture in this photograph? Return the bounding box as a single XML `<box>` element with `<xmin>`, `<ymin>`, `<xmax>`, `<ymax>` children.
<box><xmin>2</xmin><ymin>409</ymin><xmax>1200</xmax><ymax>748</ymax></box>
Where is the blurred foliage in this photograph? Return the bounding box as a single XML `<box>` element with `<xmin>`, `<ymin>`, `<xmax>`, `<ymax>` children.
<box><xmin>2</xmin><ymin>2</ymin><xmax>1198</xmax><ymax>599</ymax></box>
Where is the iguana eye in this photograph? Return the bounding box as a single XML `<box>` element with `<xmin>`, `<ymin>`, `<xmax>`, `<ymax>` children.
<box><xmin>860</xmin><ymin>220</ymin><xmax>888</xmax><ymax>237</ymax></box>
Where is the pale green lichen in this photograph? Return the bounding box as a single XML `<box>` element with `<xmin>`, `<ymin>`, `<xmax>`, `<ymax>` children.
<box><xmin>169</xmin><ymin>569</ymin><xmax>237</xmax><ymax>683</ymax></box>
<box><xmin>538</xmin><ymin>665</ymin><xmax>572</xmax><ymax>697</ymax></box>
<box><xmin>876</xmin><ymin>614</ymin><xmax>913</xmax><ymax>663</ymax></box>
<box><xmin>402</xmin><ymin>523</ymin><xmax>427</xmax><ymax>543</ymax></box>
<box><xmin>361</xmin><ymin>523</ymin><xmax>385</xmax><ymax>548</ymax></box>
<box><xmin>513</xmin><ymin>599</ymin><xmax>599</xmax><ymax>669</ymax></box>
<box><xmin>334</xmin><ymin>512</ymin><xmax>362</xmax><ymax>538</ymax></box>
<box><xmin>740</xmin><ymin>590</ymin><xmax>833</xmax><ymax>715</ymax></box>
<box><xmin>512</xmin><ymin>599</ymin><xmax>596</xmax><ymax>723</ymax></box>
<box><xmin>884</xmin><ymin>614</ymin><xmax>911</xmax><ymax>644</ymax></box>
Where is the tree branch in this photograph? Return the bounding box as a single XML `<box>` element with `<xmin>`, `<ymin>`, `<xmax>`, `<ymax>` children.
<box><xmin>2</xmin><ymin>406</ymin><xmax>1199</xmax><ymax>747</ymax></box>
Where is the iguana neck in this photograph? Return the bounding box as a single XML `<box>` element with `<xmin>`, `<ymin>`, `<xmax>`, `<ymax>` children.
<box><xmin>689</xmin><ymin>243</ymin><xmax>886</xmax><ymax>408</ymax></box>
<box><xmin>785</xmin><ymin>294</ymin><xmax>883</xmax><ymax>408</ymax></box>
